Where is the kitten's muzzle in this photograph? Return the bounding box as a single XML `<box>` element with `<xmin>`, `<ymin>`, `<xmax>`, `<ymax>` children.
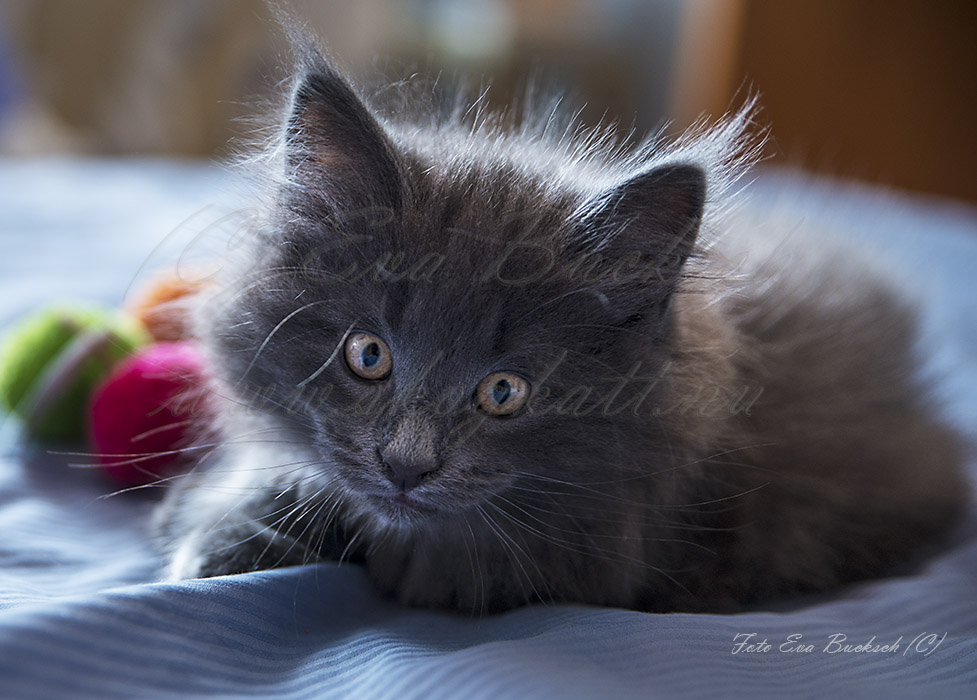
<box><xmin>381</xmin><ymin>448</ymin><xmax>438</xmax><ymax>493</ymax></box>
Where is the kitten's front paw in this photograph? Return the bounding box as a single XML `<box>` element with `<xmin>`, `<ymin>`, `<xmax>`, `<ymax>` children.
<box><xmin>164</xmin><ymin>527</ymin><xmax>313</xmax><ymax>581</ymax></box>
<box><xmin>164</xmin><ymin>531</ymin><xmax>223</xmax><ymax>580</ymax></box>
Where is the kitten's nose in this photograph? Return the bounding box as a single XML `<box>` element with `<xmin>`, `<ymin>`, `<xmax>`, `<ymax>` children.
<box><xmin>381</xmin><ymin>449</ymin><xmax>437</xmax><ymax>492</ymax></box>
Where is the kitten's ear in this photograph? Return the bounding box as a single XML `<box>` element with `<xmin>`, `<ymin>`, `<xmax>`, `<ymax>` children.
<box><xmin>577</xmin><ymin>163</ymin><xmax>706</xmax><ymax>287</ymax></box>
<box><xmin>284</xmin><ymin>46</ymin><xmax>403</xmax><ymax>210</ymax></box>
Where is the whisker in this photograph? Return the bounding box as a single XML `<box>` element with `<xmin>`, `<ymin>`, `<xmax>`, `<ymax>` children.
<box><xmin>236</xmin><ymin>299</ymin><xmax>332</xmax><ymax>385</ymax></box>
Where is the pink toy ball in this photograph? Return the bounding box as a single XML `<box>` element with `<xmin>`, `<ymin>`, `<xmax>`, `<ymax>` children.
<box><xmin>88</xmin><ymin>341</ymin><xmax>210</xmax><ymax>487</ymax></box>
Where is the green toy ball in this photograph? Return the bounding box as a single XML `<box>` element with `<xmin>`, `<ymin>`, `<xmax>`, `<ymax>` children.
<box><xmin>0</xmin><ymin>306</ymin><xmax>151</xmax><ymax>443</ymax></box>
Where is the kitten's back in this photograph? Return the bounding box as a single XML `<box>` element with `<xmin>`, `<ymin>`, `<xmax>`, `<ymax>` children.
<box><xmin>675</xmin><ymin>208</ymin><xmax>970</xmax><ymax>605</ymax></box>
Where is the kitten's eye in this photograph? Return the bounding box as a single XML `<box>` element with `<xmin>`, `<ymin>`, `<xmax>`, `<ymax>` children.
<box><xmin>344</xmin><ymin>331</ymin><xmax>393</xmax><ymax>380</ymax></box>
<box><xmin>476</xmin><ymin>372</ymin><xmax>530</xmax><ymax>416</ymax></box>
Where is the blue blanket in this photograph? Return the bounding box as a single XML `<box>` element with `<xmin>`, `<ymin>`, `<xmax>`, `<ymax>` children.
<box><xmin>1</xmin><ymin>160</ymin><xmax>975</xmax><ymax>699</ymax></box>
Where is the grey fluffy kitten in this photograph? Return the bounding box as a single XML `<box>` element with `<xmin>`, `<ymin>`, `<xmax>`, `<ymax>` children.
<box><xmin>158</xmin><ymin>39</ymin><xmax>967</xmax><ymax>614</ymax></box>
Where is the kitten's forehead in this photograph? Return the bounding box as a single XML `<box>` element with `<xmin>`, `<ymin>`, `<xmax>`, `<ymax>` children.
<box><xmin>356</xmin><ymin>164</ymin><xmax>579</xmax><ymax>323</ymax></box>
<box><xmin>405</xmin><ymin>157</ymin><xmax>575</xmax><ymax>250</ymax></box>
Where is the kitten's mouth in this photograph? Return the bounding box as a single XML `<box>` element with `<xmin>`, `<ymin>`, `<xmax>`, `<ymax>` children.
<box><xmin>367</xmin><ymin>492</ymin><xmax>438</xmax><ymax>519</ymax></box>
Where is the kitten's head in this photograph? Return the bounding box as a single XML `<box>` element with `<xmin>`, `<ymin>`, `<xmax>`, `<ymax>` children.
<box><xmin>204</xmin><ymin>47</ymin><xmax>740</xmax><ymax>531</ymax></box>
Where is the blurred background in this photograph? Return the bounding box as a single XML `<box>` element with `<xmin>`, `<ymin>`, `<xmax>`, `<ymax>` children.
<box><xmin>0</xmin><ymin>0</ymin><xmax>975</xmax><ymax>202</ymax></box>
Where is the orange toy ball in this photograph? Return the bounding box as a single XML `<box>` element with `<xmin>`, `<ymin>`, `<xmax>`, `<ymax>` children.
<box><xmin>125</xmin><ymin>270</ymin><xmax>211</xmax><ymax>342</ymax></box>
